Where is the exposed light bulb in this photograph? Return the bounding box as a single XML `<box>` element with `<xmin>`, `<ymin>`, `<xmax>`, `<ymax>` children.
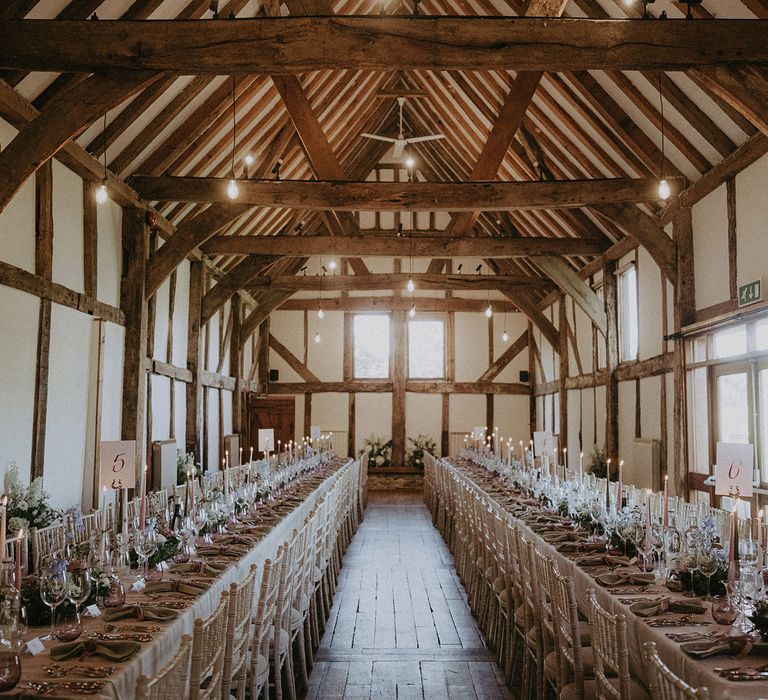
<box><xmin>406</xmin><ymin>277</ymin><xmax>415</xmax><ymax>293</ymax></box>
<box><xmin>405</xmin><ymin>156</ymin><xmax>415</xmax><ymax>169</ymax></box>
<box><xmin>244</xmin><ymin>153</ymin><xmax>255</xmax><ymax>166</ymax></box>
<box><xmin>227</xmin><ymin>178</ymin><xmax>239</xmax><ymax>200</ymax></box>
<box><xmin>95</xmin><ymin>180</ymin><xmax>108</xmax><ymax>205</ymax></box>
<box><xmin>314</xmin><ymin>331</ymin><xmax>321</xmax><ymax>343</ymax></box>
<box><xmin>409</xmin><ymin>305</ymin><xmax>416</xmax><ymax>318</ymax></box>
<box><xmin>317</xmin><ymin>308</ymin><xmax>325</xmax><ymax>319</ymax></box>
<box><xmin>502</xmin><ymin>330</ymin><xmax>509</xmax><ymax>342</ymax></box>
<box><xmin>328</xmin><ymin>259</ymin><xmax>337</xmax><ymax>271</ymax></box>
<box><xmin>658</xmin><ymin>178</ymin><xmax>671</xmax><ymax>201</ymax></box>
<box><xmin>485</xmin><ymin>304</ymin><xmax>493</xmax><ymax>318</ymax></box>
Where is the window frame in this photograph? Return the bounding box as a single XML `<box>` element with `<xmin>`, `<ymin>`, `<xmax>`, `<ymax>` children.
<box><xmin>351</xmin><ymin>312</ymin><xmax>392</xmax><ymax>380</ymax></box>
<box><xmin>406</xmin><ymin>313</ymin><xmax>447</xmax><ymax>380</ymax></box>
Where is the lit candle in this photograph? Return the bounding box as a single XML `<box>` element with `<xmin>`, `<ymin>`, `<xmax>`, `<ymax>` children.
<box><xmin>101</xmin><ymin>485</ymin><xmax>107</xmax><ymax>513</ymax></box>
<box><xmin>729</xmin><ymin>501</ymin><xmax>739</xmax><ymax>565</ymax></box>
<box><xmin>643</xmin><ymin>496</ymin><xmax>652</xmax><ymax>551</ymax></box>
<box><xmin>239</xmin><ymin>447</ymin><xmax>243</xmax><ymax>466</ymax></box>
<box><xmin>578</xmin><ymin>452</ymin><xmax>584</xmax><ymax>494</ymax></box>
<box><xmin>224</xmin><ymin>461</ymin><xmax>230</xmax><ymax>498</ymax></box>
<box><xmin>249</xmin><ymin>446</ymin><xmax>254</xmax><ymax>463</ymax></box>
<box><xmin>617</xmin><ymin>460</ymin><xmax>624</xmax><ymax>513</ymax></box>
<box><xmin>563</xmin><ymin>447</ymin><xmax>568</xmax><ymax>480</ymax></box>
<box><xmin>519</xmin><ymin>440</ymin><xmax>525</xmax><ymax>469</ymax></box>
<box><xmin>662</xmin><ymin>474</ymin><xmax>669</xmax><ymax>528</ymax></box>
<box><xmin>139</xmin><ymin>464</ymin><xmax>147</xmax><ymax>529</ymax></box>
<box><xmin>605</xmin><ymin>458</ymin><xmax>612</xmax><ymax>508</ymax></box>
<box><xmin>184</xmin><ymin>471</ymin><xmax>191</xmax><ymax>517</ymax></box>
<box><xmin>758</xmin><ymin>508</ymin><xmax>764</xmax><ymax>574</ymax></box>
<box><xmin>14</xmin><ymin>530</ymin><xmax>22</xmax><ymax>591</ymax></box>
<box><xmin>121</xmin><ymin>487</ymin><xmax>128</xmax><ymax>536</ymax></box>
<box><xmin>530</xmin><ymin>439</ymin><xmax>535</xmax><ymax>463</ymax></box>
<box><xmin>0</xmin><ymin>495</ymin><xmax>7</xmax><ymax>559</ymax></box>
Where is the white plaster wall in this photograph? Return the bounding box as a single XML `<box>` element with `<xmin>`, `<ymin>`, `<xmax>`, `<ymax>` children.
<box><xmin>692</xmin><ymin>184</ymin><xmax>729</xmax><ymax>310</ymax></box>
<box><xmin>455</xmin><ymin>313</ymin><xmax>488</xmax><ymax>382</ymax></box>
<box><xmin>493</xmin><ymin>395</ymin><xmax>531</xmax><ymax>448</ymax></box>
<box><xmin>637</xmin><ymin>247</ymin><xmax>663</xmax><ymax>360</ymax></box>
<box><xmin>150</xmin><ymin>374</ymin><xmax>171</xmax><ymax>441</ymax></box>
<box><xmin>0</xmin><ymin>287</ymin><xmax>38</xmax><ymax>479</ymax></box>
<box><xmin>52</xmin><ymin>162</ymin><xmax>85</xmax><ymax>294</ymax></box>
<box><xmin>96</xmin><ymin>200</ymin><xmax>122</xmax><ymax>307</ymax></box>
<box><xmin>355</xmin><ymin>393</ymin><xmax>391</xmax><ymax>454</ymax></box>
<box><xmin>735</xmin><ymin>155</ymin><xmax>768</xmax><ymax>289</ymax></box>
<box><xmin>307</xmin><ymin>311</ymin><xmax>343</xmax><ymax>380</ymax></box>
<box><xmin>405</xmin><ymin>393</ymin><xmax>441</xmax><ymax>453</ymax></box>
<box><xmin>0</xmin><ymin>120</ymin><xmax>35</xmax><ymax>273</ymax></box>
<box><xmin>43</xmin><ymin>304</ymin><xmax>92</xmax><ymax>510</ymax></box>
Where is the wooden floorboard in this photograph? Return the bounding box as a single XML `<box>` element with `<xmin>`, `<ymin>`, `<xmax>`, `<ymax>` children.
<box><xmin>307</xmin><ymin>490</ymin><xmax>512</xmax><ymax>699</ymax></box>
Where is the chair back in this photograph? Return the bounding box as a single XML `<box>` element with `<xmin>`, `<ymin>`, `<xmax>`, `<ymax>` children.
<box><xmin>136</xmin><ymin>634</ymin><xmax>192</xmax><ymax>699</ymax></box>
<box><xmin>31</xmin><ymin>521</ymin><xmax>66</xmax><ymax>572</ymax></box>
<box><xmin>587</xmin><ymin>588</ymin><xmax>631</xmax><ymax>699</ymax></box>
<box><xmin>250</xmin><ymin>547</ymin><xmax>284</xmax><ymax>697</ymax></box>
<box><xmin>222</xmin><ymin>564</ymin><xmax>259</xmax><ymax>699</ymax></box>
<box><xmin>534</xmin><ymin>547</ymin><xmax>555</xmax><ymax>661</ymax></box>
<box><xmin>550</xmin><ymin>561</ymin><xmax>586</xmax><ymax>698</ymax></box>
<box><xmin>189</xmin><ymin>591</ymin><xmax>230</xmax><ymax>700</ymax></box>
<box><xmin>642</xmin><ymin>642</ymin><xmax>710</xmax><ymax>699</ymax></box>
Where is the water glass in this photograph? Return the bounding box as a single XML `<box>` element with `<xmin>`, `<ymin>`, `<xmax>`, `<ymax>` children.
<box><xmin>711</xmin><ymin>594</ymin><xmax>738</xmax><ymax>625</ymax></box>
<box><xmin>39</xmin><ymin>570</ymin><xmax>67</xmax><ymax>641</ymax></box>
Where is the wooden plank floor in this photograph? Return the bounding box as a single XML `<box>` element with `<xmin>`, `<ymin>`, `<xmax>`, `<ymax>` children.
<box><xmin>307</xmin><ymin>491</ymin><xmax>512</xmax><ymax>699</ymax></box>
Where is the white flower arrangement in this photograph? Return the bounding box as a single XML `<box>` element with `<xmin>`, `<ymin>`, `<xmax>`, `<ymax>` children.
<box><xmin>3</xmin><ymin>462</ymin><xmax>57</xmax><ymax>535</ymax></box>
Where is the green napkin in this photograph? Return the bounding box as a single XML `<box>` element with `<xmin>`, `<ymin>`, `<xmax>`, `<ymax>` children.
<box><xmin>681</xmin><ymin>636</ymin><xmax>768</xmax><ymax>659</ymax></box>
<box><xmin>51</xmin><ymin>639</ymin><xmax>140</xmax><ymax>662</ymax></box>
<box><xmin>575</xmin><ymin>553</ymin><xmax>629</xmax><ymax>567</ymax></box>
<box><xmin>596</xmin><ymin>572</ymin><xmax>657</xmax><ymax>587</ymax></box>
<box><xmin>629</xmin><ymin>597</ymin><xmax>707</xmax><ymax>617</ymax></box>
<box><xmin>170</xmin><ymin>561</ymin><xmax>226</xmax><ymax>576</ymax></box>
<box><xmin>557</xmin><ymin>541</ymin><xmax>604</xmax><ymax>553</ymax></box>
<box><xmin>196</xmin><ymin>544</ymin><xmax>248</xmax><ymax>559</ymax></box>
<box><xmin>144</xmin><ymin>579</ymin><xmax>209</xmax><ymax>596</ymax></box>
<box><xmin>104</xmin><ymin>605</ymin><xmax>178</xmax><ymax>622</ymax></box>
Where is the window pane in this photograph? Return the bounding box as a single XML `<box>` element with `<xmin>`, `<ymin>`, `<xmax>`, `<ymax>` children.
<box><xmin>716</xmin><ymin>372</ymin><xmax>749</xmax><ymax>444</ymax></box>
<box><xmin>408</xmin><ymin>320</ymin><xmax>444</xmax><ymax>378</ymax></box>
<box><xmin>687</xmin><ymin>367</ymin><xmax>709</xmax><ymax>472</ymax></box>
<box><xmin>713</xmin><ymin>325</ymin><xmax>747</xmax><ymax>358</ymax></box>
<box><xmin>756</xmin><ymin>319</ymin><xmax>768</xmax><ymax>351</ymax></box>
<box><xmin>354</xmin><ymin>315</ymin><xmax>390</xmax><ymax>378</ymax></box>
<box><xmin>619</xmin><ymin>267</ymin><xmax>639</xmax><ymax>361</ymax></box>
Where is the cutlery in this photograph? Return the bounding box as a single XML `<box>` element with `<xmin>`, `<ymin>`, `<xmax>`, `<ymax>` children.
<box><xmin>104</xmin><ymin>623</ymin><xmax>160</xmax><ymax>634</ymax></box>
<box><xmin>44</xmin><ymin>664</ymin><xmax>115</xmax><ymax>678</ymax></box>
<box><xmin>90</xmin><ymin>631</ymin><xmax>154</xmax><ymax>643</ymax></box>
<box><xmin>25</xmin><ymin>680</ymin><xmax>106</xmax><ymax>694</ymax></box>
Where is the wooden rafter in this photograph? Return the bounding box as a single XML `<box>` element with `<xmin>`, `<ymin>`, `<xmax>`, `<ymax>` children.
<box><xmin>129</xmin><ymin>175</ymin><xmax>681</xmax><ymax>209</ymax></box>
<box><xmin>2</xmin><ymin>19</ymin><xmax>768</xmax><ymax>73</ymax></box>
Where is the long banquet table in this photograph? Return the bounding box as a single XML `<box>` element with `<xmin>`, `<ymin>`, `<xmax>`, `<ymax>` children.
<box><xmin>3</xmin><ymin>456</ymin><xmax>358</xmax><ymax>699</ymax></box>
<box><xmin>438</xmin><ymin>455</ymin><xmax>768</xmax><ymax>699</ymax></box>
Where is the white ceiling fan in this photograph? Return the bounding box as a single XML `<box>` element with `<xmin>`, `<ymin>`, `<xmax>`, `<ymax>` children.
<box><xmin>361</xmin><ymin>97</ymin><xmax>445</xmax><ymax>159</ymax></box>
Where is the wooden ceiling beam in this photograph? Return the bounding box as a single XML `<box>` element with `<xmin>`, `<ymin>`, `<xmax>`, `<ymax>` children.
<box><xmin>201</xmin><ymin>233</ymin><xmax>607</xmax><ymax>258</ymax></box>
<box><xmin>2</xmin><ymin>18</ymin><xmax>767</xmax><ymax>73</ymax></box>
<box><xmin>201</xmin><ymin>255</ymin><xmax>278</xmax><ymax>324</ymax></box>
<box><xmin>0</xmin><ymin>71</ymin><xmax>158</xmax><ymax>215</ymax></box>
<box><xmin>278</xmin><ymin>296</ymin><xmax>521</xmax><ymax>313</ymax></box>
<box><xmin>253</xmin><ymin>272</ymin><xmax>554</xmax><ymax>292</ymax></box>
<box><xmin>129</xmin><ymin>175</ymin><xmax>682</xmax><ymax>210</ymax></box>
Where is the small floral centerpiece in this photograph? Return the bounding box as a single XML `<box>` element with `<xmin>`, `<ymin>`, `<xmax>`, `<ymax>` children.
<box><xmin>177</xmin><ymin>450</ymin><xmax>196</xmax><ymax>486</ymax></box>
<box><xmin>749</xmin><ymin>600</ymin><xmax>768</xmax><ymax>640</ymax></box>
<box><xmin>129</xmin><ymin>525</ymin><xmax>180</xmax><ymax>569</ymax></box>
<box><xmin>3</xmin><ymin>463</ymin><xmax>58</xmax><ymax>536</ymax></box>
<box><xmin>364</xmin><ymin>435</ymin><xmax>392</xmax><ymax>469</ymax></box>
<box><xmin>406</xmin><ymin>435</ymin><xmax>437</xmax><ymax>470</ymax></box>
<box><xmin>587</xmin><ymin>447</ymin><xmax>609</xmax><ymax>480</ymax></box>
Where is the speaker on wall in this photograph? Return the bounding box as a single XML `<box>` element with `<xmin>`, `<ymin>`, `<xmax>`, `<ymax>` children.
<box><xmin>519</xmin><ymin>370</ymin><xmax>529</xmax><ymax>383</ymax></box>
<box><xmin>269</xmin><ymin>369</ymin><xmax>279</xmax><ymax>382</ymax></box>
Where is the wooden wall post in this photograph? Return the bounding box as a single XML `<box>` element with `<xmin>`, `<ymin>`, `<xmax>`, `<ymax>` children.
<box><xmin>392</xmin><ymin>310</ymin><xmax>406</xmax><ymax>466</ymax></box>
<box><xmin>230</xmin><ymin>292</ymin><xmax>242</xmax><ymax>435</ymax></box>
<box><xmin>30</xmin><ymin>160</ymin><xmax>53</xmax><ymax>480</ymax></box>
<box><xmin>558</xmin><ymin>294</ymin><xmax>569</xmax><ymax>457</ymax></box>
<box><xmin>603</xmin><ymin>259</ymin><xmax>619</xmax><ymax>462</ymax></box>
<box><xmin>257</xmin><ymin>318</ymin><xmax>270</xmax><ymax>390</ymax></box>
<box><xmin>528</xmin><ymin>321</ymin><xmax>537</xmax><ymax>436</ymax></box>
<box><xmin>119</xmin><ymin>207</ymin><xmax>149</xmax><ymax>479</ymax></box>
<box><xmin>673</xmin><ymin>207</ymin><xmax>695</xmax><ymax>496</ymax></box>
<box><xmin>185</xmin><ymin>260</ymin><xmax>203</xmax><ymax>461</ymax></box>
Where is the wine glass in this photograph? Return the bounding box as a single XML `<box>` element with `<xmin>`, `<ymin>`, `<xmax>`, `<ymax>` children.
<box><xmin>696</xmin><ymin>548</ymin><xmax>719</xmax><ymax>599</ymax></box>
<box><xmin>133</xmin><ymin>530</ymin><xmax>157</xmax><ymax>581</ymax></box>
<box><xmin>711</xmin><ymin>594</ymin><xmax>738</xmax><ymax>625</ymax></box>
<box><xmin>66</xmin><ymin>569</ymin><xmax>92</xmax><ymax>623</ymax></box>
<box><xmin>39</xmin><ymin>569</ymin><xmax>67</xmax><ymax>641</ymax></box>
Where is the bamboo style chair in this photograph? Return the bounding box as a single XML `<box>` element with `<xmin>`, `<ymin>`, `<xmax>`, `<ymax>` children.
<box><xmin>250</xmin><ymin>548</ymin><xmax>284</xmax><ymax>700</ymax></box>
<box><xmin>189</xmin><ymin>591</ymin><xmax>230</xmax><ymax>700</ymax></box>
<box><xmin>221</xmin><ymin>564</ymin><xmax>259</xmax><ymax>700</ymax></box>
<box><xmin>642</xmin><ymin>642</ymin><xmax>710</xmax><ymax>700</ymax></box>
<box><xmin>136</xmin><ymin>634</ymin><xmax>192</xmax><ymax>699</ymax></box>
<box><xmin>31</xmin><ymin>521</ymin><xmax>66</xmax><ymax>573</ymax></box>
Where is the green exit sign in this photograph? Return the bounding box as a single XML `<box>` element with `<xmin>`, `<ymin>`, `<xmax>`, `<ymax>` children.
<box><xmin>738</xmin><ymin>279</ymin><xmax>762</xmax><ymax>308</ymax></box>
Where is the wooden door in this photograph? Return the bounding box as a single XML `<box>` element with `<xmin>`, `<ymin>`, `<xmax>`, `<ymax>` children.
<box><xmin>248</xmin><ymin>396</ymin><xmax>295</xmax><ymax>452</ymax></box>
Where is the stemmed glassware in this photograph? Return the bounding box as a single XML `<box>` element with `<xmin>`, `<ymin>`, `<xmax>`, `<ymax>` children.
<box><xmin>66</xmin><ymin>569</ymin><xmax>91</xmax><ymax>624</ymax></box>
<box><xmin>696</xmin><ymin>547</ymin><xmax>719</xmax><ymax>599</ymax></box>
<box><xmin>39</xmin><ymin>568</ymin><xmax>67</xmax><ymax>641</ymax></box>
<box><xmin>133</xmin><ymin>529</ymin><xmax>158</xmax><ymax>581</ymax></box>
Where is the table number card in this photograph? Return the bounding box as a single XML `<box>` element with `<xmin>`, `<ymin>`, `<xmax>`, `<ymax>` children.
<box><xmin>715</xmin><ymin>441</ymin><xmax>754</xmax><ymax>497</ymax></box>
<box><xmin>99</xmin><ymin>440</ymin><xmax>136</xmax><ymax>490</ymax></box>
<box><xmin>258</xmin><ymin>429</ymin><xmax>275</xmax><ymax>453</ymax></box>
<box><xmin>534</xmin><ymin>431</ymin><xmax>555</xmax><ymax>461</ymax></box>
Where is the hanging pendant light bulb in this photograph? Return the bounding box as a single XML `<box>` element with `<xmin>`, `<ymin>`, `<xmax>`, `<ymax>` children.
<box><xmin>485</xmin><ymin>303</ymin><xmax>493</xmax><ymax>318</ymax></box>
<box><xmin>658</xmin><ymin>178</ymin><xmax>671</xmax><ymax>200</ymax></box>
<box><xmin>328</xmin><ymin>259</ymin><xmax>337</xmax><ymax>271</ymax></box>
<box><xmin>317</xmin><ymin>308</ymin><xmax>325</xmax><ymax>319</ymax></box>
<box><xmin>95</xmin><ymin>179</ymin><xmax>108</xmax><ymax>204</ymax></box>
<box><xmin>502</xmin><ymin>329</ymin><xmax>509</xmax><ymax>342</ymax></box>
<box><xmin>406</xmin><ymin>277</ymin><xmax>415</xmax><ymax>293</ymax></box>
<box><xmin>314</xmin><ymin>331</ymin><xmax>321</xmax><ymax>343</ymax></box>
<box><xmin>226</xmin><ymin>76</ymin><xmax>239</xmax><ymax>201</ymax></box>
<box><xmin>409</xmin><ymin>304</ymin><xmax>416</xmax><ymax>318</ymax></box>
<box><xmin>96</xmin><ymin>114</ymin><xmax>109</xmax><ymax>205</ymax></box>
<box><xmin>657</xmin><ymin>72</ymin><xmax>671</xmax><ymax>202</ymax></box>
<box><xmin>244</xmin><ymin>153</ymin><xmax>254</xmax><ymax>166</ymax></box>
